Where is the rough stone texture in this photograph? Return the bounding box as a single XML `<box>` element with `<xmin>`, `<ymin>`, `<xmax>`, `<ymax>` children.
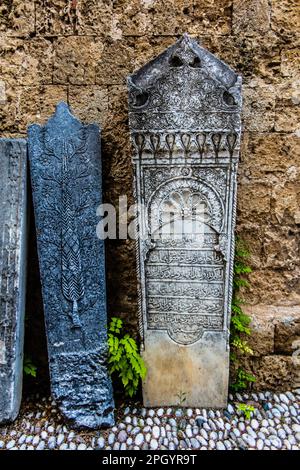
<box><xmin>128</xmin><ymin>35</ymin><xmax>242</xmax><ymax>407</ymax></box>
<box><xmin>232</xmin><ymin>0</ymin><xmax>270</xmax><ymax>36</ymax></box>
<box><xmin>0</xmin><ymin>139</ymin><xmax>27</xmax><ymax>423</ymax></box>
<box><xmin>241</xmin><ymin>305</ymin><xmax>300</xmax><ymax>390</ymax></box>
<box><xmin>0</xmin><ymin>0</ymin><xmax>299</xmax><ymax>390</ymax></box>
<box><xmin>28</xmin><ymin>103</ymin><xmax>114</xmax><ymax>429</ymax></box>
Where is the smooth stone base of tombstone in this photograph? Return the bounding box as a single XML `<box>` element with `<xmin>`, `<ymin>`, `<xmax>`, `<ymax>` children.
<box><xmin>142</xmin><ymin>332</ymin><xmax>228</xmax><ymax>408</ymax></box>
<box><xmin>0</xmin><ymin>138</ymin><xmax>27</xmax><ymax>424</ymax></box>
<box><xmin>51</xmin><ymin>347</ymin><xmax>114</xmax><ymax>429</ymax></box>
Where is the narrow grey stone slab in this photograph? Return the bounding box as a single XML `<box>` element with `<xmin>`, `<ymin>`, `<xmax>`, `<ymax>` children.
<box><xmin>0</xmin><ymin>138</ymin><xmax>27</xmax><ymax>423</ymax></box>
<box><xmin>28</xmin><ymin>102</ymin><xmax>114</xmax><ymax>429</ymax></box>
<box><xmin>128</xmin><ymin>34</ymin><xmax>242</xmax><ymax>407</ymax></box>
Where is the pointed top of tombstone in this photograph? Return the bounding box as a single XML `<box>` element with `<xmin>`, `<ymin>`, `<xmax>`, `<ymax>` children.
<box><xmin>129</xmin><ymin>34</ymin><xmax>240</xmax><ymax>89</ymax></box>
<box><xmin>128</xmin><ymin>35</ymin><xmax>242</xmax><ymax>132</ymax></box>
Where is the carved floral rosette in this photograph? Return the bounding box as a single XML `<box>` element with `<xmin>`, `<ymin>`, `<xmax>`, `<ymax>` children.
<box><xmin>128</xmin><ymin>35</ymin><xmax>242</xmax><ymax>347</ymax></box>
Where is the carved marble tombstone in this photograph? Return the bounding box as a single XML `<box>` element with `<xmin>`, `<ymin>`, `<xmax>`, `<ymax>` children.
<box><xmin>0</xmin><ymin>139</ymin><xmax>27</xmax><ymax>423</ymax></box>
<box><xmin>128</xmin><ymin>35</ymin><xmax>242</xmax><ymax>407</ymax></box>
<box><xmin>28</xmin><ymin>102</ymin><xmax>114</xmax><ymax>428</ymax></box>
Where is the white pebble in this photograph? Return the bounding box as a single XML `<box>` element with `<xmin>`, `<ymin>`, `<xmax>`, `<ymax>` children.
<box><xmin>257</xmin><ymin>439</ymin><xmax>264</xmax><ymax>450</ymax></box>
<box><xmin>6</xmin><ymin>440</ymin><xmax>16</xmax><ymax>450</ymax></box>
<box><xmin>292</xmin><ymin>424</ymin><xmax>300</xmax><ymax>433</ymax></box>
<box><xmin>216</xmin><ymin>441</ymin><xmax>226</xmax><ymax>450</ymax></box>
<box><xmin>251</xmin><ymin>419</ymin><xmax>259</xmax><ymax>430</ymax></box>
<box><xmin>135</xmin><ymin>433</ymin><xmax>144</xmax><ymax>446</ymax></box>
<box><xmin>150</xmin><ymin>439</ymin><xmax>158</xmax><ymax>450</ymax></box>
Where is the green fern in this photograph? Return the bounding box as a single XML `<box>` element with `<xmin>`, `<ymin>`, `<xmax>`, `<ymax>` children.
<box><xmin>230</xmin><ymin>237</ymin><xmax>256</xmax><ymax>391</ymax></box>
<box><xmin>108</xmin><ymin>317</ymin><xmax>147</xmax><ymax>397</ymax></box>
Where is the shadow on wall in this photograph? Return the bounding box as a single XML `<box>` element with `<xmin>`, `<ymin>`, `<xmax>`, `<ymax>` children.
<box><xmin>23</xmin><ymin>180</ymin><xmax>50</xmax><ymax>395</ymax></box>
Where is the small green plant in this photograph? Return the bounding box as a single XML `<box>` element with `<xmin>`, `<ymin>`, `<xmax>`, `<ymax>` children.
<box><xmin>23</xmin><ymin>355</ymin><xmax>37</xmax><ymax>377</ymax></box>
<box><xmin>236</xmin><ymin>403</ymin><xmax>255</xmax><ymax>420</ymax></box>
<box><xmin>108</xmin><ymin>317</ymin><xmax>147</xmax><ymax>397</ymax></box>
<box><xmin>231</xmin><ymin>368</ymin><xmax>256</xmax><ymax>392</ymax></box>
<box><xmin>230</xmin><ymin>237</ymin><xmax>256</xmax><ymax>390</ymax></box>
<box><xmin>176</xmin><ymin>390</ymin><xmax>187</xmax><ymax>407</ymax></box>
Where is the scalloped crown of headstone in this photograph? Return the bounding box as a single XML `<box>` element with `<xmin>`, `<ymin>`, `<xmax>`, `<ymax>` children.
<box><xmin>128</xmin><ymin>34</ymin><xmax>242</xmax><ymax>407</ymax></box>
<box><xmin>0</xmin><ymin>139</ymin><xmax>27</xmax><ymax>424</ymax></box>
<box><xmin>28</xmin><ymin>102</ymin><xmax>114</xmax><ymax>429</ymax></box>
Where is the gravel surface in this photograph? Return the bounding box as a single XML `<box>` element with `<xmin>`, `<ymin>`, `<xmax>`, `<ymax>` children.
<box><xmin>0</xmin><ymin>390</ymin><xmax>299</xmax><ymax>450</ymax></box>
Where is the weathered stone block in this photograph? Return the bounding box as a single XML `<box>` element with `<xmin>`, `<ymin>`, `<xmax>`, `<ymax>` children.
<box><xmin>0</xmin><ymin>38</ymin><xmax>53</xmax><ymax>86</ymax></box>
<box><xmin>237</xmin><ymin>182</ymin><xmax>271</xmax><ymax>222</ymax></box>
<box><xmin>271</xmin><ymin>0</ymin><xmax>300</xmax><ymax>40</ymax></box>
<box><xmin>239</xmin><ymin>132</ymin><xmax>300</xmax><ymax>180</ymax></box>
<box><xmin>53</xmin><ymin>37</ymin><xmax>103</xmax><ymax>85</ymax></box>
<box><xmin>128</xmin><ymin>35</ymin><xmax>242</xmax><ymax>407</ymax></box>
<box><xmin>240</xmin><ymin>355</ymin><xmax>294</xmax><ymax>391</ymax></box>
<box><xmin>281</xmin><ymin>48</ymin><xmax>300</xmax><ymax>78</ymax></box>
<box><xmin>13</xmin><ymin>85</ymin><xmax>68</xmax><ymax>133</ymax></box>
<box><xmin>113</xmin><ymin>1</ymin><xmax>231</xmax><ymax>37</ymax></box>
<box><xmin>243</xmin><ymin>305</ymin><xmax>275</xmax><ymax>356</ymax></box>
<box><xmin>245</xmin><ymin>269</ymin><xmax>300</xmax><ymax>306</ymax></box>
<box><xmin>35</xmin><ymin>0</ymin><xmax>112</xmax><ymax>36</ymax></box>
<box><xmin>275</xmin><ymin>81</ymin><xmax>300</xmax><ymax>132</ymax></box>
<box><xmin>0</xmin><ymin>138</ymin><xmax>27</xmax><ymax>423</ymax></box>
<box><xmin>0</xmin><ymin>0</ymin><xmax>35</xmax><ymax>36</ymax></box>
<box><xmin>232</xmin><ymin>0</ymin><xmax>270</xmax><ymax>36</ymax></box>
<box><xmin>68</xmin><ymin>86</ymin><xmax>109</xmax><ymax>125</ymax></box>
<box><xmin>28</xmin><ymin>102</ymin><xmax>114</xmax><ymax>429</ymax></box>
<box><xmin>271</xmin><ymin>179</ymin><xmax>300</xmax><ymax>224</ymax></box>
<box><xmin>242</xmin><ymin>79</ymin><xmax>275</xmax><ymax>132</ymax></box>
<box><xmin>274</xmin><ymin>308</ymin><xmax>300</xmax><ymax>354</ymax></box>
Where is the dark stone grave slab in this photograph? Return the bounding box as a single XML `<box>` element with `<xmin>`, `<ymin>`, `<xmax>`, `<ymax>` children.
<box><xmin>28</xmin><ymin>102</ymin><xmax>114</xmax><ymax>429</ymax></box>
<box><xmin>0</xmin><ymin>138</ymin><xmax>27</xmax><ymax>423</ymax></box>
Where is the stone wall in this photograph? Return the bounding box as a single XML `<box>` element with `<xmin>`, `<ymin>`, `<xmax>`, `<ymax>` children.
<box><xmin>0</xmin><ymin>0</ymin><xmax>299</xmax><ymax>390</ymax></box>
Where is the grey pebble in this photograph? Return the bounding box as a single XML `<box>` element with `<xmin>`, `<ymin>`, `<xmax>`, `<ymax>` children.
<box><xmin>216</xmin><ymin>441</ymin><xmax>226</xmax><ymax>450</ymax></box>
<box><xmin>135</xmin><ymin>433</ymin><xmax>144</xmax><ymax>446</ymax></box>
<box><xmin>150</xmin><ymin>439</ymin><xmax>158</xmax><ymax>450</ymax></box>
<box><xmin>152</xmin><ymin>426</ymin><xmax>160</xmax><ymax>439</ymax></box>
<box><xmin>190</xmin><ymin>438</ymin><xmax>200</xmax><ymax>449</ymax></box>
<box><xmin>97</xmin><ymin>437</ymin><xmax>105</xmax><ymax>449</ymax></box>
<box><xmin>32</xmin><ymin>435</ymin><xmax>40</xmax><ymax>446</ymax></box>
<box><xmin>118</xmin><ymin>430</ymin><xmax>127</xmax><ymax>443</ymax></box>
<box><xmin>57</xmin><ymin>434</ymin><xmax>64</xmax><ymax>446</ymax></box>
<box><xmin>6</xmin><ymin>440</ymin><xmax>16</xmax><ymax>450</ymax></box>
<box><xmin>292</xmin><ymin>424</ymin><xmax>300</xmax><ymax>433</ymax></box>
<box><xmin>18</xmin><ymin>434</ymin><xmax>26</xmax><ymax>445</ymax></box>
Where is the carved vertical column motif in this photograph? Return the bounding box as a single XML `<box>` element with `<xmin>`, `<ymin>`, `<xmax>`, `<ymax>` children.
<box><xmin>0</xmin><ymin>139</ymin><xmax>27</xmax><ymax>423</ymax></box>
<box><xmin>28</xmin><ymin>102</ymin><xmax>114</xmax><ymax>429</ymax></box>
<box><xmin>128</xmin><ymin>35</ymin><xmax>242</xmax><ymax>407</ymax></box>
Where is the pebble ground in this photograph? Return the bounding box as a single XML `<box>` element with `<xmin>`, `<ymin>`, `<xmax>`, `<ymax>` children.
<box><xmin>0</xmin><ymin>390</ymin><xmax>299</xmax><ymax>450</ymax></box>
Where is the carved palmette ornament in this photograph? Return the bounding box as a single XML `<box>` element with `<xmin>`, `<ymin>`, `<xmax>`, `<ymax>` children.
<box><xmin>128</xmin><ymin>35</ymin><xmax>242</xmax><ymax>347</ymax></box>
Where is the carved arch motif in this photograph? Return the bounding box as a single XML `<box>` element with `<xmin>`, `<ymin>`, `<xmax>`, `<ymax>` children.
<box><xmin>147</xmin><ymin>177</ymin><xmax>224</xmax><ymax>237</ymax></box>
